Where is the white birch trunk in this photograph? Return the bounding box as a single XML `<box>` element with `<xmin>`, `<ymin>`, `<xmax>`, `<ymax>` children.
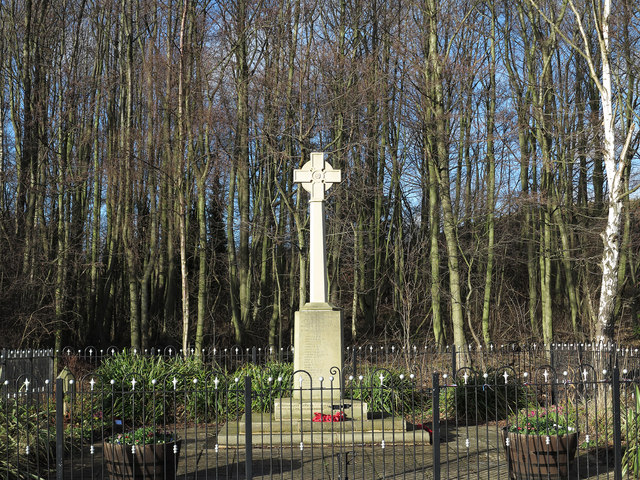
<box><xmin>531</xmin><ymin>0</ymin><xmax>635</xmax><ymax>342</ymax></box>
<box><xmin>595</xmin><ymin>0</ymin><xmax>623</xmax><ymax>340</ymax></box>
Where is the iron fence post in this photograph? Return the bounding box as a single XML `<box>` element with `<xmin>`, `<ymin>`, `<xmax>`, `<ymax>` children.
<box><xmin>56</xmin><ymin>377</ymin><xmax>64</xmax><ymax>480</ymax></box>
<box><xmin>432</xmin><ymin>372</ymin><xmax>440</xmax><ymax>480</ymax></box>
<box><xmin>245</xmin><ymin>376</ymin><xmax>253</xmax><ymax>480</ymax></box>
<box><xmin>613</xmin><ymin>367</ymin><xmax>622</xmax><ymax>480</ymax></box>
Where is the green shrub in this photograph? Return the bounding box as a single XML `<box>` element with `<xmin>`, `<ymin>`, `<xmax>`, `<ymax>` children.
<box><xmin>507</xmin><ymin>404</ymin><xmax>577</xmax><ymax>435</ymax></box>
<box><xmin>0</xmin><ymin>401</ymin><xmax>55</xmax><ymax>480</ymax></box>
<box><xmin>227</xmin><ymin>362</ymin><xmax>294</xmax><ymax>414</ymax></box>
<box><xmin>441</xmin><ymin>369</ymin><xmax>525</xmax><ymax>422</ymax></box>
<box><xmin>94</xmin><ymin>350</ymin><xmax>220</xmax><ymax>425</ymax></box>
<box><xmin>107</xmin><ymin>426</ymin><xmax>176</xmax><ymax>445</ymax></box>
<box><xmin>93</xmin><ymin>352</ymin><xmax>293</xmax><ymax>422</ymax></box>
<box><xmin>95</xmin><ymin>349</ymin><xmax>211</xmax><ymax>384</ymax></box>
<box><xmin>345</xmin><ymin>367</ymin><xmax>429</xmax><ymax>415</ymax></box>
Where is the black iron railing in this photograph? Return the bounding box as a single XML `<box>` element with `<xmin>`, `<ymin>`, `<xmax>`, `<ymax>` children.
<box><xmin>2</xmin><ymin>345</ymin><xmax>639</xmax><ymax>479</ymax></box>
<box><xmin>4</xmin><ymin>341</ymin><xmax>638</xmax><ymax>384</ymax></box>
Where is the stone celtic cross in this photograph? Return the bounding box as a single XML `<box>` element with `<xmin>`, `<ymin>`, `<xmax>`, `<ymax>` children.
<box><xmin>293</xmin><ymin>152</ymin><xmax>341</xmax><ymax>304</ymax></box>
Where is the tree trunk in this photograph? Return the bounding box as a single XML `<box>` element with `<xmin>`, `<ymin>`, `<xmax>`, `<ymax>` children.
<box><xmin>235</xmin><ymin>0</ymin><xmax>252</xmax><ymax>340</ymax></box>
<box><xmin>481</xmin><ymin>4</ymin><xmax>496</xmax><ymax>345</ymax></box>
<box><xmin>427</xmin><ymin>151</ymin><xmax>443</xmax><ymax>346</ymax></box>
<box><xmin>178</xmin><ymin>0</ymin><xmax>190</xmax><ymax>354</ymax></box>
<box><xmin>425</xmin><ymin>0</ymin><xmax>467</xmax><ymax>357</ymax></box>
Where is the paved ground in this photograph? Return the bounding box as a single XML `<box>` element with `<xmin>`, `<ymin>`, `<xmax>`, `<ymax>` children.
<box><xmin>63</xmin><ymin>425</ymin><xmax>616</xmax><ymax>479</ymax></box>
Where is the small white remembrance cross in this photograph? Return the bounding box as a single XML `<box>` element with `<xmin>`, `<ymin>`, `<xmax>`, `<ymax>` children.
<box><xmin>293</xmin><ymin>152</ymin><xmax>342</xmax><ymax>303</ymax></box>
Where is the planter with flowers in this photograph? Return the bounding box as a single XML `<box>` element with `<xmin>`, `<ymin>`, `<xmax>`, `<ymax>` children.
<box><xmin>103</xmin><ymin>427</ymin><xmax>181</xmax><ymax>480</ymax></box>
<box><xmin>502</xmin><ymin>405</ymin><xmax>578</xmax><ymax>480</ymax></box>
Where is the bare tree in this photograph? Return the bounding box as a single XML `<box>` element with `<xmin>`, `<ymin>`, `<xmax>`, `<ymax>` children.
<box><xmin>526</xmin><ymin>0</ymin><xmax>637</xmax><ymax>341</ymax></box>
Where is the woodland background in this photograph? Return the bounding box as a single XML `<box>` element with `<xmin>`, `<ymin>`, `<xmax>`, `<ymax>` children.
<box><xmin>0</xmin><ymin>0</ymin><xmax>639</xmax><ymax>352</ymax></box>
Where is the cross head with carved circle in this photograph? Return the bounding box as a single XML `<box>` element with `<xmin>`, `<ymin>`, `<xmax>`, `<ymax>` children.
<box><xmin>293</xmin><ymin>152</ymin><xmax>342</xmax><ymax>201</ymax></box>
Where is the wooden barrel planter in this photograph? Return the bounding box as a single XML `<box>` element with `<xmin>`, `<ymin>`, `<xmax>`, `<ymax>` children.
<box><xmin>502</xmin><ymin>428</ymin><xmax>578</xmax><ymax>480</ymax></box>
<box><xmin>103</xmin><ymin>440</ymin><xmax>182</xmax><ymax>480</ymax></box>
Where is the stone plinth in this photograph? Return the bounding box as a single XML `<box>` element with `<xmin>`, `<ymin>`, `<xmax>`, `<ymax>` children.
<box><xmin>216</xmin><ymin>410</ymin><xmax>431</xmax><ymax>446</ymax></box>
<box><xmin>215</xmin><ymin>396</ymin><xmax>431</xmax><ymax>446</ymax></box>
<box><xmin>293</xmin><ymin>303</ymin><xmax>343</xmax><ymax>399</ymax></box>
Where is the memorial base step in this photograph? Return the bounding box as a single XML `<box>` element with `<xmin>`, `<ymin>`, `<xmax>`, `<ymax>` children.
<box><xmin>216</xmin><ymin>417</ymin><xmax>430</xmax><ymax>446</ymax></box>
